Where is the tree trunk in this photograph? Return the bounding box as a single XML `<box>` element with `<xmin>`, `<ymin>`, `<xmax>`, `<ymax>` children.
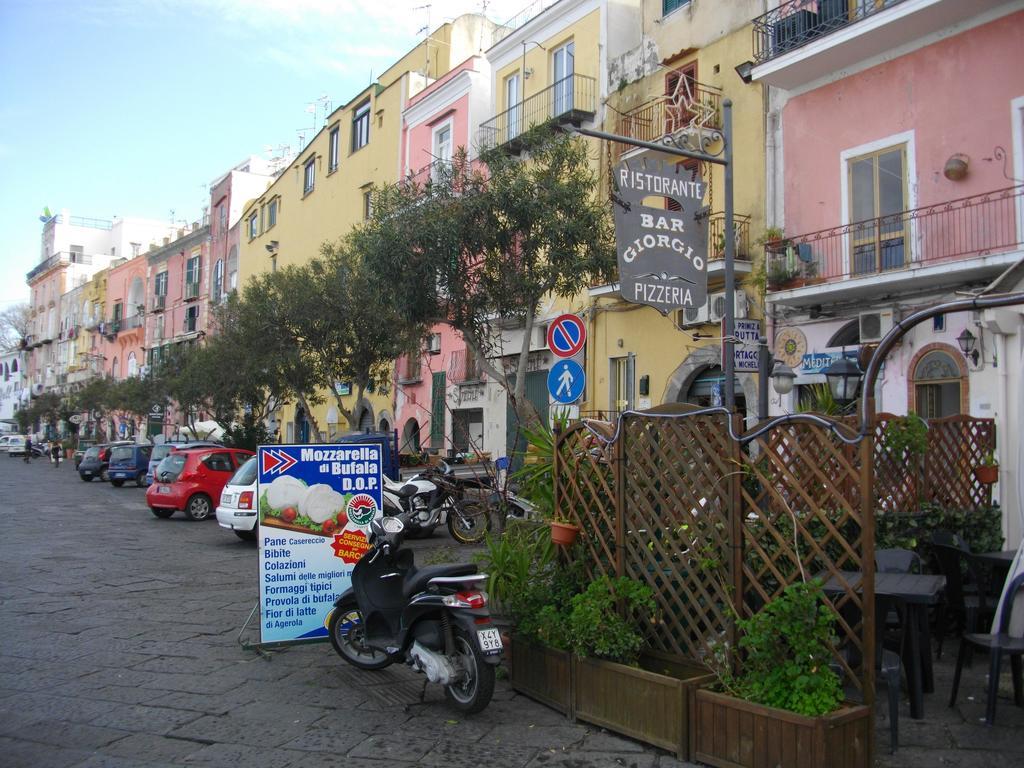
<box><xmin>333</xmin><ymin>391</ymin><xmax>355</xmax><ymax>433</ymax></box>
<box><xmin>296</xmin><ymin>393</ymin><xmax>322</xmax><ymax>441</ymax></box>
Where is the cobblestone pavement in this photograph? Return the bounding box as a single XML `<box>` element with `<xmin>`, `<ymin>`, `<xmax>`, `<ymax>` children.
<box><xmin>2</xmin><ymin>457</ymin><xmax>1023</xmax><ymax>767</ymax></box>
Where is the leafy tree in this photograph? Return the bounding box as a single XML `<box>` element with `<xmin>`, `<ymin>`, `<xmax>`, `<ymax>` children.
<box><xmin>303</xmin><ymin>242</ymin><xmax>426</xmax><ymax>430</ymax></box>
<box><xmin>357</xmin><ymin>128</ymin><xmax>616</xmax><ymax>426</ymax></box>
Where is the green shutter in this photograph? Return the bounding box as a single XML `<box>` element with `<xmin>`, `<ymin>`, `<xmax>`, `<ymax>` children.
<box><xmin>663</xmin><ymin>0</ymin><xmax>689</xmax><ymax>16</ymax></box>
<box><xmin>430</xmin><ymin>372</ymin><xmax>446</xmax><ymax>446</ymax></box>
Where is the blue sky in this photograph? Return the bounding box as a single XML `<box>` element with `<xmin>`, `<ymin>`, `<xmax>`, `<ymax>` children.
<box><xmin>0</xmin><ymin>0</ymin><xmax>527</xmax><ymax>309</ymax></box>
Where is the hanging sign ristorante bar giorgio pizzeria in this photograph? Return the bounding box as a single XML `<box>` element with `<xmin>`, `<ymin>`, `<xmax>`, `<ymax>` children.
<box><xmin>612</xmin><ymin>159</ymin><xmax>708</xmax><ymax>315</ymax></box>
<box><xmin>257</xmin><ymin>443</ymin><xmax>383</xmax><ymax>644</ymax></box>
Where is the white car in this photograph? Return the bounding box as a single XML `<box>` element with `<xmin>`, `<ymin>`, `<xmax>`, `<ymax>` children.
<box><xmin>216</xmin><ymin>456</ymin><xmax>258</xmax><ymax>542</ymax></box>
<box><xmin>0</xmin><ymin>435</ymin><xmax>13</xmax><ymax>454</ymax></box>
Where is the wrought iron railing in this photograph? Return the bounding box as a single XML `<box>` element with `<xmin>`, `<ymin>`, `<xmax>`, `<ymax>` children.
<box><xmin>119</xmin><ymin>314</ymin><xmax>143</xmax><ymax>333</ymax></box>
<box><xmin>479</xmin><ymin>74</ymin><xmax>597</xmax><ymax>150</ymax></box>
<box><xmin>766</xmin><ymin>185</ymin><xmax>1024</xmax><ymax>290</ymax></box>
<box><xmin>449</xmin><ymin>348</ymin><xmax>484</xmax><ymax>384</ymax></box>
<box><xmin>613</xmin><ymin>83</ymin><xmax>722</xmax><ymax>153</ymax></box>
<box><xmin>26</xmin><ymin>250</ymin><xmax>95</xmax><ymax>282</ymax></box>
<box><xmin>184</xmin><ymin>281</ymin><xmax>200</xmax><ymax>300</ymax></box>
<box><xmin>707</xmin><ymin>213</ymin><xmax>752</xmax><ymax>262</ymax></box>
<box><xmin>752</xmin><ymin>0</ymin><xmax>910</xmax><ymax>65</ymax></box>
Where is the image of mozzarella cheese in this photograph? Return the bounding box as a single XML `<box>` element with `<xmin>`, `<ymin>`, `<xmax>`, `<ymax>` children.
<box><xmin>266</xmin><ymin>475</ymin><xmax>307</xmax><ymax>510</ymax></box>
<box><xmin>299</xmin><ymin>484</ymin><xmax>346</xmax><ymax>524</ymax></box>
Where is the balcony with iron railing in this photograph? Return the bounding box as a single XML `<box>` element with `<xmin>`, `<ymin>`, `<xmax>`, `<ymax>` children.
<box><xmin>479</xmin><ymin>74</ymin><xmax>597</xmax><ymax>153</ymax></box>
<box><xmin>750</xmin><ymin>0</ymin><xmax>1002</xmax><ymax>89</ymax></box>
<box><xmin>26</xmin><ymin>250</ymin><xmax>95</xmax><ymax>282</ymax></box>
<box><xmin>118</xmin><ymin>314</ymin><xmax>143</xmax><ymax>333</ymax></box>
<box><xmin>151</xmin><ymin>294</ymin><xmax>166</xmax><ymax>312</ymax></box>
<box><xmin>766</xmin><ymin>185</ymin><xmax>1024</xmax><ymax>306</ymax></box>
<box><xmin>183</xmin><ymin>314</ymin><xmax>199</xmax><ymax>334</ymax></box>
<box><xmin>613</xmin><ymin>82</ymin><xmax>722</xmax><ymax>159</ymax></box>
<box><xmin>449</xmin><ymin>348</ymin><xmax>484</xmax><ymax>385</ymax></box>
<box><xmin>184</xmin><ymin>281</ymin><xmax>200</xmax><ymax>301</ymax></box>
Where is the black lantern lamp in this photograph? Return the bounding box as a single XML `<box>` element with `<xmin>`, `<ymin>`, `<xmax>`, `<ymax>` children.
<box><xmin>823</xmin><ymin>355</ymin><xmax>863</xmax><ymax>406</ymax></box>
<box><xmin>956</xmin><ymin>328</ymin><xmax>979</xmax><ymax>366</ymax></box>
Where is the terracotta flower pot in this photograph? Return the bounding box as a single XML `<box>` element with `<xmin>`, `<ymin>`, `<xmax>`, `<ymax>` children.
<box><xmin>974</xmin><ymin>465</ymin><xmax>999</xmax><ymax>484</ymax></box>
<box><xmin>550</xmin><ymin>520</ymin><xmax>580</xmax><ymax>547</ymax></box>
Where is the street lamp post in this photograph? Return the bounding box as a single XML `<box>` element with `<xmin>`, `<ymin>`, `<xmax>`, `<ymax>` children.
<box><xmin>756</xmin><ymin>335</ymin><xmax>796</xmax><ymax>420</ymax></box>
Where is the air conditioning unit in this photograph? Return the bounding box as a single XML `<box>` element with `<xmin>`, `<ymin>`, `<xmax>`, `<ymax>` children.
<box><xmin>678</xmin><ymin>301</ymin><xmax>710</xmax><ymax>327</ymax></box>
<box><xmin>708</xmin><ymin>291</ymin><xmax>749</xmax><ymax>324</ymax></box>
<box><xmin>427</xmin><ymin>334</ymin><xmax>441</xmax><ymax>354</ymax></box>
<box><xmin>859</xmin><ymin>309</ymin><xmax>895</xmax><ymax>343</ymax></box>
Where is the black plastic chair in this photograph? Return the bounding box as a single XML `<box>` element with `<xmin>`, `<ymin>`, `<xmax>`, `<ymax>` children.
<box><xmin>949</xmin><ymin>571</ymin><xmax>1024</xmax><ymax>725</ymax></box>
<box><xmin>876</xmin><ymin>548</ymin><xmax>923</xmax><ymax>574</ymax></box>
<box><xmin>930</xmin><ymin>532</ymin><xmax>994</xmax><ymax>657</ymax></box>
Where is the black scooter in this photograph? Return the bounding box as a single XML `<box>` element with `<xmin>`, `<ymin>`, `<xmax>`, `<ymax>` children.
<box><xmin>326</xmin><ymin>515</ymin><xmax>501</xmax><ymax>713</ymax></box>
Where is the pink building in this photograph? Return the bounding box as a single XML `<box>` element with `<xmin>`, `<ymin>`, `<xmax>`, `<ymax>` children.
<box><xmin>143</xmin><ymin>224</ymin><xmax>211</xmax><ymax>368</ymax></box>
<box><xmin>395</xmin><ymin>56</ymin><xmax>493</xmax><ymax>456</ymax></box>
<box><xmin>752</xmin><ymin>2</ymin><xmax>1024</xmax><ymax>541</ymax></box>
<box><xmin>102</xmin><ymin>256</ymin><xmax>148</xmax><ymax>381</ymax></box>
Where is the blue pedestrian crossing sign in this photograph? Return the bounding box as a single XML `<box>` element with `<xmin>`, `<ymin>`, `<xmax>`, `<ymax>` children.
<box><xmin>548</xmin><ymin>359</ymin><xmax>585</xmax><ymax>404</ymax></box>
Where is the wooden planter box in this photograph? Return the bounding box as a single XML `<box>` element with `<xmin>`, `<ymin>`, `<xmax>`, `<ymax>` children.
<box><xmin>690</xmin><ymin>688</ymin><xmax>871</xmax><ymax>768</ymax></box>
<box><xmin>574</xmin><ymin>651</ymin><xmax>714</xmax><ymax>760</ymax></box>
<box><xmin>509</xmin><ymin>636</ymin><xmax>573</xmax><ymax>715</ymax></box>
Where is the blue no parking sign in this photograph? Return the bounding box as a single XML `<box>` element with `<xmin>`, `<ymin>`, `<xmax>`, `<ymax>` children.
<box><xmin>548</xmin><ymin>359</ymin><xmax>585</xmax><ymax>404</ymax></box>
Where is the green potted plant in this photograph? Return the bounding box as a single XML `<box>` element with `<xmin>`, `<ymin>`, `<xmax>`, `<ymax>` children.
<box><xmin>515</xmin><ymin>417</ymin><xmax>580</xmax><ymax>545</ymax></box>
<box><xmin>755</xmin><ymin>226</ymin><xmax>787</xmax><ymax>251</ymax></box>
<box><xmin>975</xmin><ymin>449</ymin><xmax>999</xmax><ymax>484</ymax></box>
<box><xmin>691</xmin><ymin>580</ymin><xmax>870</xmax><ymax>768</ymax></box>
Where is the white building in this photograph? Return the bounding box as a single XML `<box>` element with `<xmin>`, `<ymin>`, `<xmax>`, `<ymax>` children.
<box><xmin>0</xmin><ymin>349</ymin><xmax>28</xmax><ymax>432</ymax></box>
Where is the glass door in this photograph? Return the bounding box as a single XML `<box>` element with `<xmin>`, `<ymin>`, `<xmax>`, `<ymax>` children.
<box><xmin>504</xmin><ymin>73</ymin><xmax>520</xmax><ymax>143</ymax></box>
<box><xmin>552</xmin><ymin>41</ymin><xmax>575</xmax><ymax>116</ymax></box>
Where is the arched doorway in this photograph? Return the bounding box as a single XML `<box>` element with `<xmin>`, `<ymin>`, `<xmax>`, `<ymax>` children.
<box><xmin>295</xmin><ymin>406</ymin><xmax>310</xmax><ymax>443</ymax></box>
<box><xmin>910</xmin><ymin>345</ymin><xmax>966</xmax><ymax>418</ymax></box>
<box><xmin>681</xmin><ymin>365</ymin><xmax>747</xmax><ymax>415</ymax></box>
<box><xmin>664</xmin><ymin>346</ymin><xmax>755</xmax><ymax>425</ymax></box>
<box><xmin>357</xmin><ymin>403</ymin><xmax>374</xmax><ymax>431</ymax></box>
<box><xmin>402</xmin><ymin>419</ymin><xmax>421</xmax><ymax>453</ymax></box>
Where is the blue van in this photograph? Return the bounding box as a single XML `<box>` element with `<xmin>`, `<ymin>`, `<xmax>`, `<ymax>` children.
<box><xmin>107</xmin><ymin>444</ymin><xmax>154</xmax><ymax>487</ymax></box>
<box><xmin>333</xmin><ymin>431</ymin><xmax>400</xmax><ymax>481</ymax></box>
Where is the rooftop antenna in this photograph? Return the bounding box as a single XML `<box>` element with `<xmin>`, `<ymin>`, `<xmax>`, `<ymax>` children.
<box><xmin>316</xmin><ymin>93</ymin><xmax>331</xmax><ymax>125</ymax></box>
<box><xmin>414</xmin><ymin>4</ymin><xmax>432</xmax><ymax>77</ymax></box>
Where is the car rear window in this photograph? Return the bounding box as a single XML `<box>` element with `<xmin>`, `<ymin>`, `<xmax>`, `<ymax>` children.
<box><xmin>156</xmin><ymin>454</ymin><xmax>187</xmax><ymax>482</ymax></box>
<box><xmin>229</xmin><ymin>456</ymin><xmax>258</xmax><ymax>486</ymax></box>
<box><xmin>84</xmin><ymin>447</ymin><xmax>101</xmax><ymax>459</ymax></box>
<box><xmin>151</xmin><ymin>444</ymin><xmax>174</xmax><ymax>462</ymax></box>
<box><xmin>110</xmin><ymin>447</ymin><xmax>133</xmax><ymax>462</ymax></box>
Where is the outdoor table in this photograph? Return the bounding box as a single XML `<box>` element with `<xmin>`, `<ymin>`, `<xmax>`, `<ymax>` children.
<box><xmin>974</xmin><ymin>549</ymin><xmax>1017</xmax><ymax>576</ymax></box>
<box><xmin>820</xmin><ymin>570</ymin><xmax>946</xmax><ymax>719</ymax></box>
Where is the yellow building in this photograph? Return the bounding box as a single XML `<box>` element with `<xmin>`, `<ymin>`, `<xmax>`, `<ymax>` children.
<box><xmin>583</xmin><ymin>0</ymin><xmax>769</xmax><ymax>423</ymax></box>
<box><xmin>238</xmin><ymin>14</ymin><xmax>500</xmax><ymax>442</ymax></box>
<box><xmin>75</xmin><ymin>269</ymin><xmax>109</xmax><ymax>382</ymax></box>
<box><xmin>476</xmin><ymin>0</ymin><xmax>642</xmax><ymax>452</ymax></box>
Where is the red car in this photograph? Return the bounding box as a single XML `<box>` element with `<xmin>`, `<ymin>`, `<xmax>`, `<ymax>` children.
<box><xmin>146</xmin><ymin>447</ymin><xmax>254</xmax><ymax>521</ymax></box>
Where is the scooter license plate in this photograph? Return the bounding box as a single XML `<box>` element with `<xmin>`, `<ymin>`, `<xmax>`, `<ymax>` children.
<box><xmin>477</xmin><ymin>628</ymin><xmax>503</xmax><ymax>655</ymax></box>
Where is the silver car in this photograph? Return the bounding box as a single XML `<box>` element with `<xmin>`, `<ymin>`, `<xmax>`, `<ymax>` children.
<box><xmin>216</xmin><ymin>456</ymin><xmax>258</xmax><ymax>542</ymax></box>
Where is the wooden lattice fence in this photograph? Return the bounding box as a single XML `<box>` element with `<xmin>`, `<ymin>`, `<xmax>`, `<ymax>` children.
<box><xmin>553</xmin><ymin>406</ymin><xmax>874</xmax><ymax>700</ymax></box>
<box><xmin>868</xmin><ymin>413</ymin><xmax>994</xmax><ymax>513</ymax></box>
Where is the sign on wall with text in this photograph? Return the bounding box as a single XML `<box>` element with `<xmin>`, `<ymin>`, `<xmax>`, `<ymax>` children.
<box><xmin>257</xmin><ymin>443</ymin><xmax>383</xmax><ymax>644</ymax></box>
<box><xmin>612</xmin><ymin>159</ymin><xmax>708</xmax><ymax>315</ymax></box>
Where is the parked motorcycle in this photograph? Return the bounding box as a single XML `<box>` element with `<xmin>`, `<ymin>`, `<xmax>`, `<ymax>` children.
<box><xmin>380</xmin><ymin>461</ymin><xmax>458</xmax><ymax>538</ymax></box>
<box><xmin>327</xmin><ymin>514</ymin><xmax>501</xmax><ymax>713</ymax></box>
